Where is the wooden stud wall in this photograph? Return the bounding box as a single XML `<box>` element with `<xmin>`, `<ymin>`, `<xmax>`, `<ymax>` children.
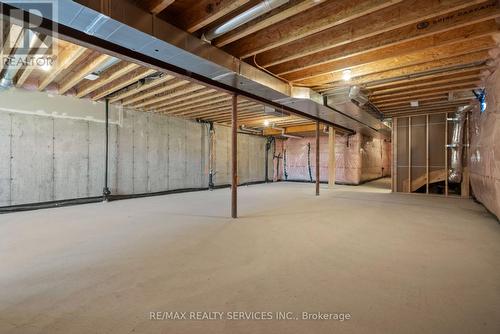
<box><xmin>392</xmin><ymin>112</ymin><xmax>470</xmax><ymax>197</ymax></box>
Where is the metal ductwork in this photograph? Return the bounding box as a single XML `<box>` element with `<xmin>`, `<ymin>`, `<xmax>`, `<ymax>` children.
<box><xmin>347</xmin><ymin>85</ymin><xmax>384</xmax><ymax>119</ymax></box>
<box><xmin>448</xmin><ymin>105</ymin><xmax>473</xmax><ymax>183</ymax></box>
<box><xmin>2</xmin><ymin>0</ymin><xmax>391</xmax><ymax>139</ymax></box>
<box><xmin>263</xmin><ymin>106</ymin><xmax>288</xmax><ymax>117</ymax></box>
<box><xmin>202</xmin><ymin>0</ymin><xmax>289</xmax><ymax>42</ymax></box>
<box><xmin>348</xmin><ymin>86</ymin><xmax>369</xmax><ymax>107</ymax></box>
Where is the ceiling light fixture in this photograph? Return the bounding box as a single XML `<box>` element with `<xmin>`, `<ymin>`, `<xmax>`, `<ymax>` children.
<box><xmin>84</xmin><ymin>73</ymin><xmax>100</xmax><ymax>81</ymax></box>
<box><xmin>342</xmin><ymin>69</ymin><xmax>352</xmax><ymax>81</ymax></box>
<box><xmin>263</xmin><ymin>120</ymin><xmax>270</xmax><ymax>127</ymax></box>
<box><xmin>40</xmin><ymin>63</ymin><xmax>51</xmax><ymax>72</ymax></box>
<box><xmin>35</xmin><ymin>56</ymin><xmax>52</xmax><ymax>72</ymax></box>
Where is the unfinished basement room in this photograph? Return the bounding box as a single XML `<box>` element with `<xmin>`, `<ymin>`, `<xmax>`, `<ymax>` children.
<box><xmin>0</xmin><ymin>0</ymin><xmax>499</xmax><ymax>333</ymax></box>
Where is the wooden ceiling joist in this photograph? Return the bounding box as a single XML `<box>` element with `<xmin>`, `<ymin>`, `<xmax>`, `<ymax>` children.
<box><xmin>10</xmin><ymin>0</ymin><xmax>497</xmax><ymax>126</ymax></box>
<box><xmin>311</xmin><ymin>54</ymin><xmax>492</xmax><ymax>93</ymax></box>
<box><xmin>133</xmin><ymin>84</ymin><xmax>205</xmax><ymax>109</ymax></box>
<box><xmin>385</xmin><ymin>109</ymin><xmax>458</xmax><ymax>117</ymax></box>
<box><xmin>263</xmin><ymin>123</ymin><xmax>321</xmax><ymax>136</ymax></box>
<box><xmin>272</xmin><ymin>19</ymin><xmax>499</xmax><ymax>80</ymax></box>
<box><xmin>161</xmin><ymin>95</ymin><xmax>233</xmax><ymax>114</ymax></box>
<box><xmin>121</xmin><ymin>79</ymin><xmax>189</xmax><ymax>106</ymax></box>
<box><xmin>76</xmin><ymin>62</ymin><xmax>140</xmax><ymax>98</ymax></box>
<box><xmin>58</xmin><ymin>53</ymin><xmax>111</xmax><ymax>94</ymax></box>
<box><xmin>37</xmin><ymin>45</ymin><xmax>87</xmax><ymax>91</ymax></box>
<box><xmin>204</xmin><ymin>109</ymin><xmax>265</xmax><ymax>122</ymax></box>
<box><xmin>379</xmin><ymin>96</ymin><xmax>450</xmax><ymax>110</ymax></box>
<box><xmin>376</xmin><ymin>92</ymin><xmax>472</xmax><ymax>108</ymax></box>
<box><xmin>254</xmin><ymin>0</ymin><xmax>499</xmax><ymax>68</ymax></box>
<box><xmin>15</xmin><ymin>33</ymin><xmax>50</xmax><ymax>87</ymax></box>
<box><xmin>375</xmin><ymin>87</ymin><xmax>476</xmax><ymax>107</ymax></box>
<box><xmin>143</xmin><ymin>0</ymin><xmax>176</xmax><ymax>14</ymax></box>
<box><xmin>371</xmin><ymin>78</ymin><xmax>482</xmax><ymax>99</ymax></box>
<box><xmin>314</xmin><ymin>59</ymin><xmax>488</xmax><ymax>92</ymax></box>
<box><xmin>242</xmin><ymin>115</ymin><xmax>304</xmax><ymax>127</ymax></box>
<box><xmin>170</xmin><ymin>100</ymin><xmax>256</xmax><ymax>117</ymax></box>
<box><xmin>366</xmin><ymin>67</ymin><xmax>486</xmax><ymax>90</ymax></box>
<box><xmin>370</xmin><ymin>74</ymin><xmax>481</xmax><ymax>96</ymax></box>
<box><xmin>144</xmin><ymin>90</ymin><xmax>224</xmax><ymax>111</ymax></box>
<box><xmin>381</xmin><ymin>99</ymin><xmax>473</xmax><ymax>112</ymax></box>
<box><xmin>91</xmin><ymin>68</ymin><xmax>158</xmax><ymax>101</ymax></box>
<box><xmin>223</xmin><ymin>0</ymin><xmax>402</xmax><ymax>58</ymax></box>
<box><xmin>212</xmin><ymin>0</ymin><xmax>324</xmax><ymax>47</ymax></box>
<box><xmin>177</xmin><ymin>0</ymin><xmax>253</xmax><ymax>33</ymax></box>
<box><xmin>169</xmin><ymin>101</ymin><xmax>258</xmax><ymax>118</ymax></box>
<box><xmin>291</xmin><ymin>35</ymin><xmax>496</xmax><ymax>84</ymax></box>
<box><xmin>108</xmin><ymin>74</ymin><xmax>175</xmax><ymax>103</ymax></box>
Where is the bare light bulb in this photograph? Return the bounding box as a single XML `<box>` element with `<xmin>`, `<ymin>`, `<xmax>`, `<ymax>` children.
<box><xmin>342</xmin><ymin>69</ymin><xmax>352</xmax><ymax>81</ymax></box>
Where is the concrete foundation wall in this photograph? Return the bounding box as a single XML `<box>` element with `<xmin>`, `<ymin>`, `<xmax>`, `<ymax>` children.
<box><xmin>212</xmin><ymin>124</ymin><xmax>267</xmax><ymax>186</ymax></box>
<box><xmin>0</xmin><ymin>89</ymin><xmax>267</xmax><ymax>207</ymax></box>
<box><xmin>0</xmin><ymin>89</ymin><xmax>120</xmax><ymax>206</ymax></box>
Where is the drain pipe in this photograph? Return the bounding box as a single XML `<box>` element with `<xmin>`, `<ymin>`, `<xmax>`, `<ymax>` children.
<box><xmin>202</xmin><ymin>0</ymin><xmax>289</xmax><ymax>42</ymax></box>
<box><xmin>103</xmin><ymin>99</ymin><xmax>111</xmax><ymax>201</ymax></box>
<box><xmin>447</xmin><ymin>105</ymin><xmax>472</xmax><ymax>183</ymax></box>
<box><xmin>197</xmin><ymin>120</ymin><xmax>216</xmax><ymax>190</ymax></box>
<box><xmin>307</xmin><ymin>143</ymin><xmax>313</xmax><ymax>182</ymax></box>
<box><xmin>271</xmin><ymin>125</ymin><xmax>303</xmax><ymax>139</ymax></box>
<box><xmin>208</xmin><ymin>122</ymin><xmax>215</xmax><ymax>190</ymax></box>
<box><xmin>265</xmin><ymin>137</ymin><xmax>274</xmax><ymax>182</ymax></box>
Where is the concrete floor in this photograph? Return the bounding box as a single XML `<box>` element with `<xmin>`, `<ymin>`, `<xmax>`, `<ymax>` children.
<box><xmin>1</xmin><ymin>179</ymin><xmax>499</xmax><ymax>334</ymax></box>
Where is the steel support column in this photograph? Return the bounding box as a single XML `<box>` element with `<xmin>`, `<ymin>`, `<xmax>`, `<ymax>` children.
<box><xmin>231</xmin><ymin>94</ymin><xmax>238</xmax><ymax>218</ymax></box>
<box><xmin>103</xmin><ymin>99</ymin><xmax>111</xmax><ymax>201</ymax></box>
<box><xmin>315</xmin><ymin>121</ymin><xmax>320</xmax><ymax>196</ymax></box>
<box><xmin>328</xmin><ymin>127</ymin><xmax>336</xmax><ymax>188</ymax></box>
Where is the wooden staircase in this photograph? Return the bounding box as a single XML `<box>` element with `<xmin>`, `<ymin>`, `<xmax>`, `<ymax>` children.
<box><xmin>403</xmin><ymin>169</ymin><xmax>446</xmax><ymax>192</ymax></box>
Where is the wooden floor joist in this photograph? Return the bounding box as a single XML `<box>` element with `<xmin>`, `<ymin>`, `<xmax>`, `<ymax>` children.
<box><xmin>121</xmin><ymin>79</ymin><xmax>189</xmax><ymax>106</ymax></box>
<box><xmin>108</xmin><ymin>74</ymin><xmax>175</xmax><ymax>103</ymax></box>
<box><xmin>6</xmin><ymin>0</ymin><xmax>499</xmax><ymax>129</ymax></box>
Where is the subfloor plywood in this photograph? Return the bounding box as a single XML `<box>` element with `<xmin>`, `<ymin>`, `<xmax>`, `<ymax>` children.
<box><xmin>0</xmin><ymin>179</ymin><xmax>499</xmax><ymax>334</ymax></box>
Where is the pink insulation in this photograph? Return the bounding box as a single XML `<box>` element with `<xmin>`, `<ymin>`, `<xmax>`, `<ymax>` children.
<box><xmin>275</xmin><ymin>133</ymin><xmax>391</xmax><ymax>185</ymax></box>
<box><xmin>360</xmin><ymin>135</ymin><xmax>391</xmax><ymax>182</ymax></box>
<box><xmin>469</xmin><ymin>62</ymin><xmax>500</xmax><ymax>219</ymax></box>
<box><xmin>335</xmin><ymin>134</ymin><xmax>362</xmax><ymax>184</ymax></box>
<box><xmin>281</xmin><ymin>135</ymin><xmax>328</xmax><ymax>182</ymax></box>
